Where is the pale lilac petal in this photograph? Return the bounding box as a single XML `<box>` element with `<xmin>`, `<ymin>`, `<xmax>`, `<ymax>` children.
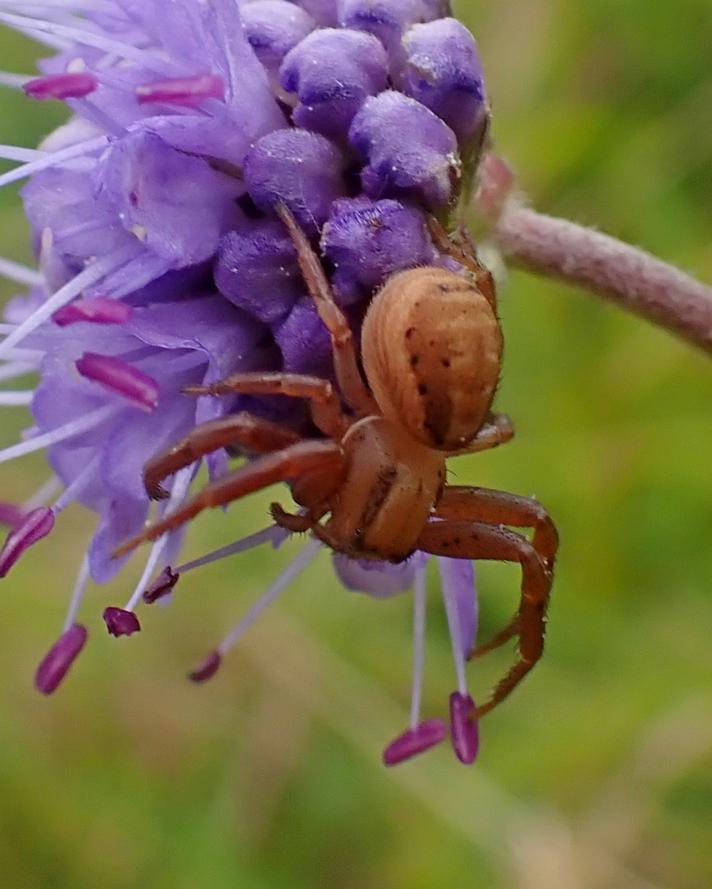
<box><xmin>333</xmin><ymin>551</ymin><xmax>428</xmax><ymax>598</ymax></box>
<box><xmin>437</xmin><ymin>557</ymin><xmax>477</xmax><ymax>657</ymax></box>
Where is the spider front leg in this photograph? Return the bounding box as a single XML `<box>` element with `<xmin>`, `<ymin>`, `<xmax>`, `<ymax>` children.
<box><xmin>275</xmin><ymin>203</ymin><xmax>378</xmax><ymax>417</ymax></box>
<box><xmin>427</xmin><ymin>216</ymin><xmax>497</xmax><ymax>310</ymax></box>
<box><xmin>144</xmin><ymin>412</ymin><xmax>301</xmax><ymax>500</ymax></box>
<box><xmin>451</xmin><ymin>413</ymin><xmax>514</xmax><ymax>456</ymax></box>
<box><xmin>114</xmin><ymin>440</ymin><xmax>345</xmax><ymax>558</ymax></box>
<box><xmin>417</xmin><ymin>518</ymin><xmax>553</xmax><ymax>718</ymax></box>
<box><xmin>184</xmin><ymin>372</ymin><xmax>348</xmax><ymax>438</ymax></box>
<box><xmin>433</xmin><ymin>486</ymin><xmax>558</xmax><ymax>658</ymax></box>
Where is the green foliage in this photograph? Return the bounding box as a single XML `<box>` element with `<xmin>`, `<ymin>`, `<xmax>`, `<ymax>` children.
<box><xmin>0</xmin><ymin>2</ymin><xmax>710</xmax><ymax>886</ymax></box>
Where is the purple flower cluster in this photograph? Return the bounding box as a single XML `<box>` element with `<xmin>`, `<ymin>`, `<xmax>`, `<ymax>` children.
<box><xmin>0</xmin><ymin>0</ymin><xmax>488</xmax><ymax>766</ymax></box>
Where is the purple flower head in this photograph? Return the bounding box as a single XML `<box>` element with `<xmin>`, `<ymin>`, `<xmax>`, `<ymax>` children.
<box><xmin>0</xmin><ymin>0</ymin><xmax>491</xmax><ymax>767</ymax></box>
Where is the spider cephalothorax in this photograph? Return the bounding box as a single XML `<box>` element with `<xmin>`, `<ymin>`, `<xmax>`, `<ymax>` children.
<box><xmin>116</xmin><ymin>206</ymin><xmax>558</xmax><ymax>719</ymax></box>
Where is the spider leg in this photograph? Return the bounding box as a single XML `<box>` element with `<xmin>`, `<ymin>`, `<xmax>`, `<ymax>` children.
<box><xmin>417</xmin><ymin>518</ymin><xmax>553</xmax><ymax>718</ymax></box>
<box><xmin>433</xmin><ymin>486</ymin><xmax>558</xmax><ymax>657</ymax></box>
<box><xmin>114</xmin><ymin>441</ymin><xmax>345</xmax><ymax>558</ymax></box>
<box><xmin>184</xmin><ymin>372</ymin><xmax>348</xmax><ymax>438</ymax></box>
<box><xmin>427</xmin><ymin>216</ymin><xmax>497</xmax><ymax>310</ymax></box>
<box><xmin>144</xmin><ymin>412</ymin><xmax>301</xmax><ymax>500</ymax></box>
<box><xmin>434</xmin><ymin>487</ymin><xmax>559</xmax><ymax>569</ymax></box>
<box><xmin>449</xmin><ymin>412</ymin><xmax>514</xmax><ymax>456</ymax></box>
<box><xmin>269</xmin><ymin>502</ymin><xmax>315</xmax><ymax>533</ymax></box>
<box><xmin>275</xmin><ymin>202</ymin><xmax>378</xmax><ymax>417</ymax></box>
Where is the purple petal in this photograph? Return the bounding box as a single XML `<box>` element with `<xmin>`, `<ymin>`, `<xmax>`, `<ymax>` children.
<box><xmin>35</xmin><ymin>624</ymin><xmax>88</xmax><ymax>695</ymax></box>
<box><xmin>449</xmin><ymin>691</ymin><xmax>479</xmax><ymax>764</ymax></box>
<box><xmin>349</xmin><ymin>90</ymin><xmax>460</xmax><ymax>208</ymax></box>
<box><xmin>244</xmin><ymin>128</ymin><xmax>347</xmax><ymax>234</ymax></box>
<box><xmin>23</xmin><ymin>167</ymin><xmax>134</xmax><ymax>265</ymax></box>
<box><xmin>88</xmin><ymin>497</ymin><xmax>149</xmax><ymax>583</ymax></box>
<box><xmin>103</xmin><ymin>607</ymin><xmax>141</xmax><ymax>637</ymax></box>
<box><xmin>98</xmin><ymin>131</ymin><xmax>242</xmax><ymax>265</ymax></box>
<box><xmin>24</xmin><ymin>72</ymin><xmax>98</xmax><ymax>101</ymax></box>
<box><xmin>76</xmin><ymin>352</ymin><xmax>160</xmax><ymax>411</ymax></box>
<box><xmin>0</xmin><ymin>508</ymin><xmax>55</xmax><ymax>578</ymax></box>
<box><xmin>383</xmin><ymin>718</ymin><xmax>448</xmax><ymax>765</ymax></box>
<box><xmin>189</xmin><ymin>651</ymin><xmax>222</xmax><ymax>683</ymax></box>
<box><xmin>437</xmin><ymin>557</ymin><xmax>477</xmax><ymax>657</ymax></box>
<box><xmin>333</xmin><ymin>551</ymin><xmax>428</xmax><ymax>598</ymax></box>
<box><xmin>53</xmin><ymin>297</ymin><xmax>134</xmax><ymax>327</ymax></box>
<box><xmin>143</xmin><ymin>566</ymin><xmax>179</xmax><ymax>603</ymax></box>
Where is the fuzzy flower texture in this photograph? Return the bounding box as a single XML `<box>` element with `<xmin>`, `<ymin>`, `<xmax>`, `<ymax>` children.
<box><xmin>0</xmin><ymin>0</ymin><xmax>489</xmax><ymax>766</ymax></box>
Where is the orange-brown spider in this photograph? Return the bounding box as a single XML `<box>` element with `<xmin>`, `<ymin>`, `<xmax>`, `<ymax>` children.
<box><xmin>115</xmin><ymin>204</ymin><xmax>558</xmax><ymax>719</ymax></box>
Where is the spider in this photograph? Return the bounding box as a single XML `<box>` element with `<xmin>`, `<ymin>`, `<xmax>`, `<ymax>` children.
<box><xmin>115</xmin><ymin>204</ymin><xmax>559</xmax><ymax>719</ymax></box>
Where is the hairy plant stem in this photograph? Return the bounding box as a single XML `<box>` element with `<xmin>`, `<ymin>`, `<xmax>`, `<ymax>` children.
<box><xmin>476</xmin><ymin>155</ymin><xmax>712</xmax><ymax>356</ymax></box>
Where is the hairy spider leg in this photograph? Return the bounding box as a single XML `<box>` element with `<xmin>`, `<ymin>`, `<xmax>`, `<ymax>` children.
<box><xmin>427</xmin><ymin>216</ymin><xmax>497</xmax><ymax>310</ymax></box>
<box><xmin>434</xmin><ymin>487</ymin><xmax>558</xmax><ymax>657</ymax></box>
<box><xmin>417</xmin><ymin>518</ymin><xmax>553</xmax><ymax>719</ymax></box>
<box><xmin>184</xmin><ymin>372</ymin><xmax>348</xmax><ymax>438</ymax></box>
<box><xmin>450</xmin><ymin>412</ymin><xmax>515</xmax><ymax>456</ymax></box>
<box><xmin>275</xmin><ymin>202</ymin><xmax>378</xmax><ymax>417</ymax></box>
<box><xmin>143</xmin><ymin>412</ymin><xmax>302</xmax><ymax>501</ymax></box>
<box><xmin>113</xmin><ymin>441</ymin><xmax>345</xmax><ymax>558</ymax></box>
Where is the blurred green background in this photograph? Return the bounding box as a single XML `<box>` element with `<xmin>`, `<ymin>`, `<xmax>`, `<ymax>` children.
<box><xmin>0</xmin><ymin>1</ymin><xmax>710</xmax><ymax>887</ymax></box>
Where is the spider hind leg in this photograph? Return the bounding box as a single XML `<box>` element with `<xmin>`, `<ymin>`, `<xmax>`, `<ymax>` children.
<box><xmin>418</xmin><ymin>498</ymin><xmax>556</xmax><ymax>717</ymax></box>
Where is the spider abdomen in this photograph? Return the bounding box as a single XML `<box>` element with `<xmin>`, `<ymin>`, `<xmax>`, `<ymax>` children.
<box><xmin>361</xmin><ymin>267</ymin><xmax>502</xmax><ymax>450</ymax></box>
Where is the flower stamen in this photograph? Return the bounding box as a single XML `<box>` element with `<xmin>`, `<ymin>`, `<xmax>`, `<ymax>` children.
<box><xmin>75</xmin><ymin>352</ymin><xmax>160</xmax><ymax>411</ymax></box>
<box><xmin>0</xmin><ymin>506</ymin><xmax>55</xmax><ymax>577</ymax></box>
<box><xmin>24</xmin><ymin>71</ymin><xmax>98</xmax><ymax>100</ymax></box>
<box><xmin>53</xmin><ymin>297</ymin><xmax>134</xmax><ymax>327</ymax></box>
<box><xmin>217</xmin><ymin>538</ymin><xmax>321</xmax><ymax>657</ymax></box>
<box><xmin>135</xmin><ymin>74</ymin><xmax>225</xmax><ymax>106</ymax></box>
<box><xmin>0</xmin><ymin>404</ymin><xmax>114</xmax><ymax>465</ymax></box>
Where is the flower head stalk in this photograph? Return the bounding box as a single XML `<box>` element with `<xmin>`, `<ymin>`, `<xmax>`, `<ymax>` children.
<box><xmin>0</xmin><ymin>0</ymin><xmax>490</xmax><ymax>766</ymax></box>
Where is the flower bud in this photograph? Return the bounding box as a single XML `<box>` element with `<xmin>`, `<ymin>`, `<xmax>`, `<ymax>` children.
<box><xmin>349</xmin><ymin>91</ymin><xmax>459</xmax><ymax>208</ymax></box>
<box><xmin>281</xmin><ymin>28</ymin><xmax>388</xmax><ymax>141</ymax></box>
<box><xmin>244</xmin><ymin>128</ymin><xmax>348</xmax><ymax>234</ymax></box>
